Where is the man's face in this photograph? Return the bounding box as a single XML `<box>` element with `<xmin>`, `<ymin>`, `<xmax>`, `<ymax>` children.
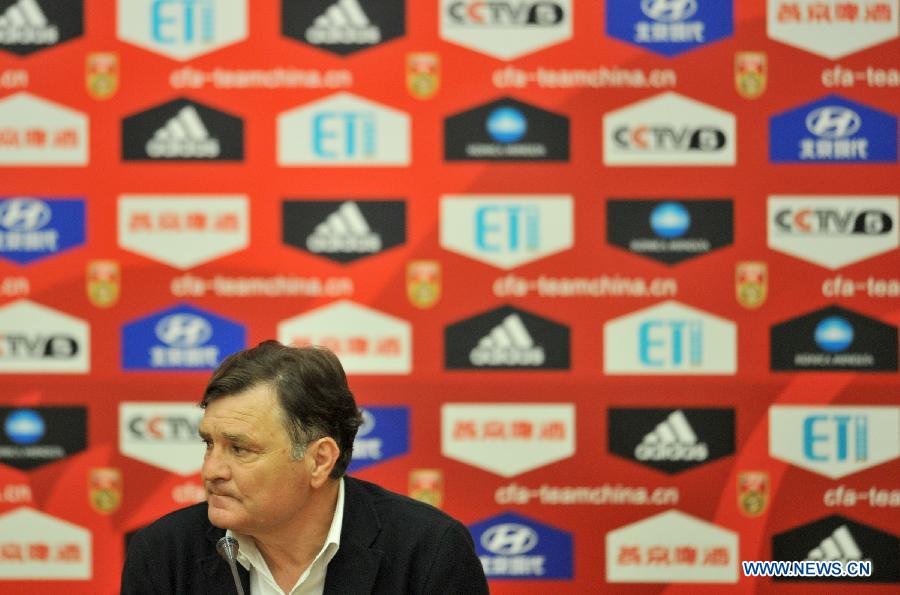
<box><xmin>199</xmin><ymin>384</ymin><xmax>311</xmax><ymax>535</ymax></box>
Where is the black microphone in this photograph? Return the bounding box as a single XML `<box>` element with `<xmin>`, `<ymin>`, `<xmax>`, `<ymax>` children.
<box><xmin>216</xmin><ymin>536</ymin><xmax>246</xmax><ymax>595</ymax></box>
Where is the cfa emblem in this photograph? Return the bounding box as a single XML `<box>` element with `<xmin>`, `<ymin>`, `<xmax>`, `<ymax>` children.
<box><xmin>734</xmin><ymin>51</ymin><xmax>767</xmax><ymax>99</ymax></box>
<box><xmin>406</xmin><ymin>52</ymin><xmax>440</xmax><ymax>100</ymax></box>
<box><xmin>85</xmin><ymin>52</ymin><xmax>119</xmax><ymax>100</ymax></box>
<box><xmin>737</xmin><ymin>470</ymin><xmax>769</xmax><ymax>517</ymax></box>
<box><xmin>736</xmin><ymin>261</ymin><xmax>767</xmax><ymax>309</ymax></box>
<box><xmin>409</xmin><ymin>469</ymin><xmax>443</xmax><ymax>508</ymax></box>
<box><xmin>89</xmin><ymin>467</ymin><xmax>123</xmax><ymax>514</ymax></box>
<box><xmin>87</xmin><ymin>259</ymin><xmax>121</xmax><ymax>308</ymax></box>
<box><xmin>407</xmin><ymin>260</ymin><xmax>441</xmax><ymax>309</ymax></box>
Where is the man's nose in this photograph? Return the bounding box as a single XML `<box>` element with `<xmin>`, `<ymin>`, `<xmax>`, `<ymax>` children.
<box><xmin>201</xmin><ymin>446</ymin><xmax>230</xmax><ymax>481</ymax></box>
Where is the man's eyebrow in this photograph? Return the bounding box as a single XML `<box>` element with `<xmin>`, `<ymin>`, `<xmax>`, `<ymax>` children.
<box><xmin>222</xmin><ymin>431</ymin><xmax>254</xmax><ymax>445</ymax></box>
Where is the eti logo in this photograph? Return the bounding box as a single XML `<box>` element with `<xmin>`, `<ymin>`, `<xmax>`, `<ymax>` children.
<box><xmin>117</xmin><ymin>0</ymin><xmax>248</xmax><ymax>61</ymax></box>
<box><xmin>440</xmin><ymin>195</ymin><xmax>573</xmax><ymax>269</ymax></box>
<box><xmin>604</xmin><ymin>300</ymin><xmax>736</xmax><ymax>375</ymax></box>
<box><xmin>769</xmin><ymin>406</ymin><xmax>900</xmax><ymax>479</ymax></box>
<box><xmin>278</xmin><ymin>93</ymin><xmax>410</xmax><ymax>166</ymax></box>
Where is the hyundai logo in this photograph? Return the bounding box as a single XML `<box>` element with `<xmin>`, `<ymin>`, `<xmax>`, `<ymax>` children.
<box><xmin>805</xmin><ymin>106</ymin><xmax>861</xmax><ymax>139</ymax></box>
<box><xmin>481</xmin><ymin>523</ymin><xmax>539</xmax><ymax>555</ymax></box>
<box><xmin>358</xmin><ymin>409</ymin><xmax>376</xmax><ymax>437</ymax></box>
<box><xmin>0</xmin><ymin>198</ymin><xmax>52</xmax><ymax>232</ymax></box>
<box><xmin>641</xmin><ymin>0</ymin><xmax>698</xmax><ymax>22</ymax></box>
<box><xmin>154</xmin><ymin>313</ymin><xmax>213</xmax><ymax>347</ymax></box>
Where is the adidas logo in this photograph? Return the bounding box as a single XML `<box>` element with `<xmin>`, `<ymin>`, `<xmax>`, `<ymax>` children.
<box><xmin>635</xmin><ymin>410</ymin><xmax>709</xmax><ymax>461</ymax></box>
<box><xmin>807</xmin><ymin>525</ymin><xmax>868</xmax><ymax>563</ymax></box>
<box><xmin>305</xmin><ymin>0</ymin><xmax>381</xmax><ymax>45</ymax></box>
<box><xmin>469</xmin><ymin>313</ymin><xmax>545</xmax><ymax>367</ymax></box>
<box><xmin>0</xmin><ymin>0</ymin><xmax>58</xmax><ymax>45</ymax></box>
<box><xmin>306</xmin><ymin>202</ymin><xmax>382</xmax><ymax>254</ymax></box>
<box><xmin>145</xmin><ymin>105</ymin><xmax>221</xmax><ymax>159</ymax></box>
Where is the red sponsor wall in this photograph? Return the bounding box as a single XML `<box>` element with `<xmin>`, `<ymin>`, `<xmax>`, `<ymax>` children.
<box><xmin>0</xmin><ymin>1</ymin><xmax>897</xmax><ymax>592</ymax></box>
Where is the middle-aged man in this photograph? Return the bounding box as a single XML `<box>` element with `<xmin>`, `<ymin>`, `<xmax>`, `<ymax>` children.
<box><xmin>122</xmin><ymin>340</ymin><xmax>489</xmax><ymax>594</ymax></box>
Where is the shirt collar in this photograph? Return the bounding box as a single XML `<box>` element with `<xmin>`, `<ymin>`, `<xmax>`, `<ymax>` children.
<box><xmin>227</xmin><ymin>477</ymin><xmax>345</xmax><ymax>573</ymax></box>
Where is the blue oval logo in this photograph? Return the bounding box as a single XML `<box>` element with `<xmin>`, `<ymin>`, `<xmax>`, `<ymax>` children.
<box><xmin>650</xmin><ymin>202</ymin><xmax>690</xmax><ymax>239</ymax></box>
<box><xmin>486</xmin><ymin>107</ymin><xmax>527</xmax><ymax>144</ymax></box>
<box><xmin>814</xmin><ymin>316</ymin><xmax>854</xmax><ymax>353</ymax></box>
<box><xmin>5</xmin><ymin>409</ymin><xmax>45</xmax><ymax>445</ymax></box>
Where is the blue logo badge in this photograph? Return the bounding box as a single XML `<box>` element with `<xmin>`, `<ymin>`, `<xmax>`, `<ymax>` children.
<box><xmin>814</xmin><ymin>316</ymin><xmax>854</xmax><ymax>353</ymax></box>
<box><xmin>486</xmin><ymin>107</ymin><xmax>527</xmax><ymax>144</ymax></box>
<box><xmin>347</xmin><ymin>406</ymin><xmax>410</xmax><ymax>473</ymax></box>
<box><xmin>469</xmin><ymin>512</ymin><xmax>573</xmax><ymax>579</ymax></box>
<box><xmin>606</xmin><ymin>0</ymin><xmax>733</xmax><ymax>57</ymax></box>
<box><xmin>122</xmin><ymin>303</ymin><xmax>245</xmax><ymax>371</ymax></box>
<box><xmin>770</xmin><ymin>95</ymin><xmax>898</xmax><ymax>163</ymax></box>
<box><xmin>650</xmin><ymin>202</ymin><xmax>690</xmax><ymax>239</ymax></box>
<box><xmin>0</xmin><ymin>198</ymin><xmax>85</xmax><ymax>265</ymax></box>
<box><xmin>5</xmin><ymin>409</ymin><xmax>45</xmax><ymax>445</ymax></box>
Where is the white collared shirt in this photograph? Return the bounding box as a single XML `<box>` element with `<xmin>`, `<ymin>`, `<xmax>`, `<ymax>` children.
<box><xmin>226</xmin><ymin>478</ymin><xmax>344</xmax><ymax>595</ymax></box>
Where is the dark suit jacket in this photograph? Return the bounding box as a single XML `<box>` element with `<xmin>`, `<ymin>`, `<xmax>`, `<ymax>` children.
<box><xmin>121</xmin><ymin>476</ymin><xmax>489</xmax><ymax>594</ymax></box>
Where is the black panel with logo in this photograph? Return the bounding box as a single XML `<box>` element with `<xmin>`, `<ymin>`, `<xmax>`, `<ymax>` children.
<box><xmin>122</xmin><ymin>97</ymin><xmax>244</xmax><ymax>161</ymax></box>
<box><xmin>445</xmin><ymin>96</ymin><xmax>569</xmax><ymax>162</ymax></box>
<box><xmin>282</xmin><ymin>0</ymin><xmax>405</xmax><ymax>56</ymax></box>
<box><xmin>0</xmin><ymin>406</ymin><xmax>87</xmax><ymax>471</ymax></box>
<box><xmin>606</xmin><ymin>199</ymin><xmax>733</xmax><ymax>265</ymax></box>
<box><xmin>445</xmin><ymin>304</ymin><xmax>570</xmax><ymax>370</ymax></box>
<box><xmin>772</xmin><ymin>515</ymin><xmax>899</xmax><ymax>583</ymax></box>
<box><xmin>771</xmin><ymin>305</ymin><xmax>898</xmax><ymax>372</ymax></box>
<box><xmin>607</xmin><ymin>408</ymin><xmax>735</xmax><ymax>474</ymax></box>
<box><xmin>0</xmin><ymin>0</ymin><xmax>83</xmax><ymax>56</ymax></box>
<box><xmin>282</xmin><ymin>199</ymin><xmax>406</xmax><ymax>264</ymax></box>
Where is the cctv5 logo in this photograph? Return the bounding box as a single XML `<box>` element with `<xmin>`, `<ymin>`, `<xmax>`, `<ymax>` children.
<box><xmin>481</xmin><ymin>523</ymin><xmax>538</xmax><ymax>555</ymax></box>
<box><xmin>0</xmin><ymin>199</ymin><xmax>51</xmax><ymax>231</ymax></box>
<box><xmin>446</xmin><ymin>1</ymin><xmax>565</xmax><ymax>25</ymax></box>
<box><xmin>774</xmin><ymin>207</ymin><xmax>892</xmax><ymax>235</ymax></box>
<box><xmin>769</xmin><ymin>406</ymin><xmax>900</xmax><ymax>479</ymax></box>
<box><xmin>641</xmin><ymin>0</ymin><xmax>698</xmax><ymax>22</ymax></box>
<box><xmin>126</xmin><ymin>414</ymin><xmax>199</xmax><ymax>442</ymax></box>
<box><xmin>155</xmin><ymin>313</ymin><xmax>212</xmax><ymax>347</ymax></box>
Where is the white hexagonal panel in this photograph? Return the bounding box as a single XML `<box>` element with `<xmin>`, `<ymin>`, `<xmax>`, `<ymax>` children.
<box><xmin>606</xmin><ymin>510</ymin><xmax>738</xmax><ymax>583</ymax></box>
<box><xmin>0</xmin><ymin>92</ymin><xmax>88</xmax><ymax>166</ymax></box>
<box><xmin>0</xmin><ymin>507</ymin><xmax>91</xmax><ymax>579</ymax></box>
<box><xmin>118</xmin><ymin>195</ymin><xmax>249</xmax><ymax>270</ymax></box>
<box><xmin>768</xmin><ymin>195</ymin><xmax>899</xmax><ymax>270</ymax></box>
<box><xmin>117</xmin><ymin>0</ymin><xmax>248</xmax><ymax>61</ymax></box>
<box><xmin>119</xmin><ymin>402</ymin><xmax>204</xmax><ymax>476</ymax></box>
<box><xmin>603</xmin><ymin>91</ymin><xmax>736</xmax><ymax>166</ymax></box>
<box><xmin>769</xmin><ymin>406</ymin><xmax>900</xmax><ymax>479</ymax></box>
<box><xmin>440</xmin><ymin>194</ymin><xmax>573</xmax><ymax>270</ymax></box>
<box><xmin>442</xmin><ymin>403</ymin><xmax>575</xmax><ymax>477</ymax></box>
<box><xmin>768</xmin><ymin>0</ymin><xmax>899</xmax><ymax>59</ymax></box>
<box><xmin>277</xmin><ymin>300</ymin><xmax>411</xmax><ymax>374</ymax></box>
<box><xmin>0</xmin><ymin>299</ymin><xmax>89</xmax><ymax>373</ymax></box>
<box><xmin>604</xmin><ymin>300</ymin><xmax>736</xmax><ymax>375</ymax></box>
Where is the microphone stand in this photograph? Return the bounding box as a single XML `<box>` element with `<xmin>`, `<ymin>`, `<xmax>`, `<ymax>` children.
<box><xmin>216</xmin><ymin>536</ymin><xmax>246</xmax><ymax>595</ymax></box>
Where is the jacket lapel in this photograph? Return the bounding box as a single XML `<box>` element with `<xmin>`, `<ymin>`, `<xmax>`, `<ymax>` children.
<box><xmin>324</xmin><ymin>477</ymin><xmax>383</xmax><ymax>594</ymax></box>
<box><xmin>200</xmin><ymin>524</ymin><xmax>251</xmax><ymax>595</ymax></box>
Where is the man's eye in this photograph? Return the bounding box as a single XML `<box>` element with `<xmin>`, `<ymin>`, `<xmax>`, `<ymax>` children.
<box><xmin>231</xmin><ymin>445</ymin><xmax>245</xmax><ymax>455</ymax></box>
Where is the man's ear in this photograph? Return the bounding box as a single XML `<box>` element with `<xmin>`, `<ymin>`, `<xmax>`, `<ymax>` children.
<box><xmin>307</xmin><ymin>437</ymin><xmax>340</xmax><ymax>487</ymax></box>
